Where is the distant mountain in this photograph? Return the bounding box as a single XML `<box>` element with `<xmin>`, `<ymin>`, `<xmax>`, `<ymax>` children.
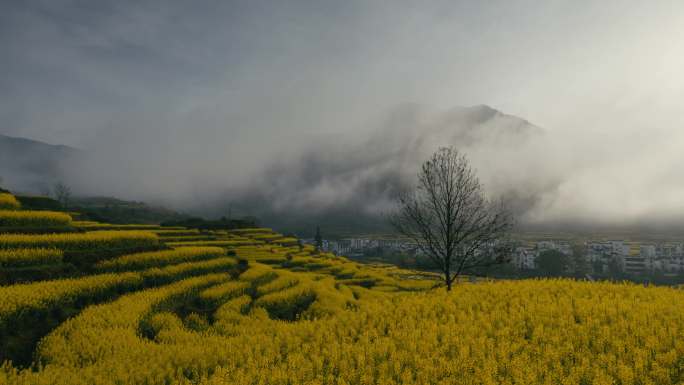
<box><xmin>1</xmin><ymin>105</ymin><xmax>551</xmax><ymax>235</ymax></box>
<box><xmin>0</xmin><ymin>134</ymin><xmax>83</xmax><ymax>193</ymax></box>
<box><xmin>210</xmin><ymin>104</ymin><xmax>550</xmax><ymax>237</ymax></box>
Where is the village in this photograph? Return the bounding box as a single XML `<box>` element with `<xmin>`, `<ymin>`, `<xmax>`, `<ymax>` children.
<box><xmin>311</xmin><ymin>235</ymin><xmax>684</xmax><ymax>279</ymax></box>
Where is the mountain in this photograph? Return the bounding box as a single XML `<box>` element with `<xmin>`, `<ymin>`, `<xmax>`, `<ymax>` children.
<box><xmin>1</xmin><ymin>105</ymin><xmax>551</xmax><ymax>235</ymax></box>
<box><xmin>0</xmin><ymin>134</ymin><xmax>83</xmax><ymax>193</ymax></box>
<box><xmin>206</xmin><ymin>104</ymin><xmax>551</xmax><ymax>237</ymax></box>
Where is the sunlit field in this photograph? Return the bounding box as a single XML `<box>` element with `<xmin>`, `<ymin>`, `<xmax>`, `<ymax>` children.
<box><xmin>1</xmin><ymin>190</ymin><xmax>684</xmax><ymax>384</ymax></box>
<box><xmin>6</xmin><ymin>0</ymin><xmax>684</xmax><ymax>383</ymax></box>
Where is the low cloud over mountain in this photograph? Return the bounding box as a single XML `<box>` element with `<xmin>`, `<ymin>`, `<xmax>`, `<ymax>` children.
<box><xmin>0</xmin><ymin>134</ymin><xmax>82</xmax><ymax>194</ymax></box>
<box><xmin>2</xmin><ymin>104</ymin><xmax>554</xmax><ymax>234</ymax></box>
<box><xmin>209</xmin><ymin>104</ymin><xmax>557</xmax><ymax>234</ymax></box>
<box><xmin>8</xmin><ymin>102</ymin><xmax>684</xmax><ymax>236</ymax></box>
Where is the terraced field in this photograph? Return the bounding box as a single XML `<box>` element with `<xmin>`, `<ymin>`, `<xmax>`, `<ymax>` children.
<box><xmin>0</xmin><ymin>193</ymin><xmax>438</xmax><ymax>383</ymax></box>
<box><xmin>4</xmin><ymin>191</ymin><xmax>684</xmax><ymax>384</ymax></box>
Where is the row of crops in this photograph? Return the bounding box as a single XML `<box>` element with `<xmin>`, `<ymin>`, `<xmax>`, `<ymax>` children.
<box><xmin>0</xmin><ymin>191</ymin><xmax>434</xmax><ymax>379</ymax></box>
<box><xmin>5</xmin><ymin>190</ymin><xmax>684</xmax><ymax>383</ymax></box>
<box><xmin>7</xmin><ymin>259</ymin><xmax>684</xmax><ymax>384</ymax></box>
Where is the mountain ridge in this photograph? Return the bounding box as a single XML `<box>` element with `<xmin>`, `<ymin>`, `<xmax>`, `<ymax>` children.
<box><xmin>0</xmin><ymin>133</ymin><xmax>82</xmax><ymax>193</ymax></box>
<box><xmin>1</xmin><ymin>104</ymin><xmax>549</xmax><ymax>235</ymax></box>
<box><xmin>204</xmin><ymin>104</ymin><xmax>549</xmax><ymax>235</ymax></box>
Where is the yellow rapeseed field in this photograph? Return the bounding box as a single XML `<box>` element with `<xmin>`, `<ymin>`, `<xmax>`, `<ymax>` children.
<box><xmin>0</xmin><ymin>194</ymin><xmax>20</xmax><ymax>210</ymax></box>
<box><xmin>166</xmin><ymin>239</ymin><xmax>259</xmax><ymax>248</ymax></box>
<box><xmin>0</xmin><ymin>210</ymin><xmax>72</xmax><ymax>227</ymax></box>
<box><xmin>0</xmin><ymin>272</ymin><xmax>143</xmax><ymax>327</ymax></box>
<box><xmin>95</xmin><ymin>246</ymin><xmax>226</xmax><ymax>271</ymax></box>
<box><xmin>71</xmin><ymin>222</ymin><xmax>164</xmax><ymax>231</ymax></box>
<box><xmin>4</xmin><ymin>274</ymin><xmax>684</xmax><ymax>384</ymax></box>
<box><xmin>4</xmin><ymin>226</ymin><xmax>684</xmax><ymax>384</ymax></box>
<box><xmin>0</xmin><ymin>248</ymin><xmax>63</xmax><ymax>267</ymax></box>
<box><xmin>0</xmin><ymin>230</ymin><xmax>159</xmax><ymax>251</ymax></box>
<box><xmin>0</xmin><ymin>258</ymin><xmax>239</xmax><ymax>331</ymax></box>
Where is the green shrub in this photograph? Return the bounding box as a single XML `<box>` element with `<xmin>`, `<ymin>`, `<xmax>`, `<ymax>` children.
<box><xmin>14</xmin><ymin>196</ymin><xmax>61</xmax><ymax>210</ymax></box>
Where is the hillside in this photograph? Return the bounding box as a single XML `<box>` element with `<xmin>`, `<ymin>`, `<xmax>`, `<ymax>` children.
<box><xmin>0</xmin><ymin>134</ymin><xmax>82</xmax><ymax>193</ymax></box>
<box><xmin>2</xmin><ymin>190</ymin><xmax>684</xmax><ymax>383</ymax></box>
<box><xmin>69</xmin><ymin>196</ymin><xmax>189</xmax><ymax>224</ymax></box>
<box><xmin>215</xmin><ymin>105</ymin><xmax>546</xmax><ymax>236</ymax></box>
<box><xmin>1</xmin><ymin>106</ymin><xmax>546</xmax><ymax>237</ymax></box>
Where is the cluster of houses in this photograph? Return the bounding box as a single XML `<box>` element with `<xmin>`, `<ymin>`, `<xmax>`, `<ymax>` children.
<box><xmin>514</xmin><ymin>239</ymin><xmax>684</xmax><ymax>276</ymax></box>
<box><xmin>308</xmin><ymin>233</ymin><xmax>684</xmax><ymax>277</ymax></box>
<box><xmin>513</xmin><ymin>240</ymin><xmax>572</xmax><ymax>270</ymax></box>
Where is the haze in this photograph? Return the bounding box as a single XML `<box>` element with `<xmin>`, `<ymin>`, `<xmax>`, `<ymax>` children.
<box><xmin>3</xmin><ymin>0</ymin><xmax>684</xmax><ymax>230</ymax></box>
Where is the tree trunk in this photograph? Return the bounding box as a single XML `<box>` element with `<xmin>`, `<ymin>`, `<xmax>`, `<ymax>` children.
<box><xmin>445</xmin><ymin>266</ymin><xmax>452</xmax><ymax>291</ymax></box>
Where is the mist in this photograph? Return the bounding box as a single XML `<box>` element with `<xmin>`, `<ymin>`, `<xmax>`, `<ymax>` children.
<box><xmin>3</xmin><ymin>0</ymin><xmax>684</xmax><ymax>232</ymax></box>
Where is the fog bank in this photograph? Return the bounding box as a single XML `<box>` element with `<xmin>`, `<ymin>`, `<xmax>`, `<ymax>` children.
<box><xmin>3</xmin><ymin>1</ymin><xmax>684</xmax><ymax>231</ymax></box>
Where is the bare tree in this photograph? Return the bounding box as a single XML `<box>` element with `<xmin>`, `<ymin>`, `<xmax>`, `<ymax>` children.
<box><xmin>390</xmin><ymin>147</ymin><xmax>514</xmax><ymax>291</ymax></box>
<box><xmin>53</xmin><ymin>182</ymin><xmax>72</xmax><ymax>209</ymax></box>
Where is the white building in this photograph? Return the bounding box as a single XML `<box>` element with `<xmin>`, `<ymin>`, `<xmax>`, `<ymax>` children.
<box><xmin>513</xmin><ymin>247</ymin><xmax>536</xmax><ymax>270</ymax></box>
<box><xmin>640</xmin><ymin>244</ymin><xmax>656</xmax><ymax>258</ymax></box>
<box><xmin>537</xmin><ymin>240</ymin><xmax>572</xmax><ymax>256</ymax></box>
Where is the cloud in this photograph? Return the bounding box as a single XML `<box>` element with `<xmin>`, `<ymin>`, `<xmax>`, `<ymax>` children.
<box><xmin>201</xmin><ymin>104</ymin><xmax>561</xmax><ymax>232</ymax></box>
<box><xmin>3</xmin><ymin>1</ymin><xmax>684</xmax><ymax>233</ymax></box>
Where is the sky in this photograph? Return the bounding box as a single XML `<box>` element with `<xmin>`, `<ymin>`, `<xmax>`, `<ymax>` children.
<box><xmin>3</xmin><ymin>0</ymin><xmax>684</xmax><ymax>228</ymax></box>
